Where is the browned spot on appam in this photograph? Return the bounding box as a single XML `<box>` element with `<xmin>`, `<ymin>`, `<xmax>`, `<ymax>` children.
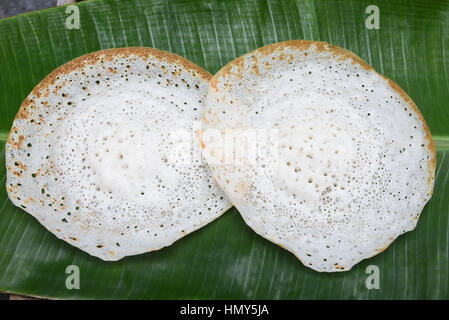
<box><xmin>12</xmin><ymin>171</ymin><xmax>22</xmax><ymax>177</ymax></box>
<box><xmin>173</xmin><ymin>69</ymin><xmax>182</xmax><ymax>77</ymax></box>
<box><xmin>197</xmin><ymin>129</ymin><xmax>206</xmax><ymax>149</ymax></box>
<box><xmin>23</xmin><ymin>197</ymin><xmax>35</xmax><ymax>204</ymax></box>
<box><xmin>235</xmin><ymin>181</ymin><xmax>250</xmax><ymax>197</ymax></box>
<box><xmin>16</xmin><ymin>100</ymin><xmax>32</xmax><ymax>119</ymax></box>
<box><xmin>15</xmin><ymin>161</ymin><xmax>28</xmax><ymax>171</ymax></box>
<box><xmin>251</xmin><ymin>64</ymin><xmax>259</xmax><ymax>75</ymax></box>
<box><xmin>7</xmin><ymin>134</ymin><xmax>25</xmax><ymax>150</ymax></box>
<box><xmin>202</xmin><ymin>113</ymin><xmax>210</xmax><ymax>124</ymax></box>
<box><xmin>251</xmin><ymin>55</ymin><xmax>259</xmax><ymax>75</ymax></box>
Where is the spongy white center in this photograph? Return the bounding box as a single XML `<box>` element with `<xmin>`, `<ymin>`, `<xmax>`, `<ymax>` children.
<box><xmin>56</xmin><ymin>84</ymin><xmax>181</xmax><ymax>207</ymax></box>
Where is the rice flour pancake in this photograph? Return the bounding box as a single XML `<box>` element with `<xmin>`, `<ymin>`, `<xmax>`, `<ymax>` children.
<box><xmin>201</xmin><ymin>40</ymin><xmax>435</xmax><ymax>272</ymax></box>
<box><xmin>6</xmin><ymin>48</ymin><xmax>231</xmax><ymax>261</ymax></box>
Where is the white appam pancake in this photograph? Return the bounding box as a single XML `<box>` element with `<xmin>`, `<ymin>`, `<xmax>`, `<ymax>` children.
<box><xmin>6</xmin><ymin>47</ymin><xmax>231</xmax><ymax>260</ymax></box>
<box><xmin>201</xmin><ymin>41</ymin><xmax>436</xmax><ymax>272</ymax></box>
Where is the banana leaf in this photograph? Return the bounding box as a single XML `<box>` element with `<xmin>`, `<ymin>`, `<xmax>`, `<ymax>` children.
<box><xmin>0</xmin><ymin>0</ymin><xmax>448</xmax><ymax>299</ymax></box>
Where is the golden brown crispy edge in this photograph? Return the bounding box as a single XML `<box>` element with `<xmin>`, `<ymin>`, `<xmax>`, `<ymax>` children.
<box><xmin>8</xmin><ymin>47</ymin><xmax>212</xmax><ymax>149</ymax></box>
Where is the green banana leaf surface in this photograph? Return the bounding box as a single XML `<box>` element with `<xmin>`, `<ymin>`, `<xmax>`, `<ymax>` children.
<box><xmin>0</xmin><ymin>0</ymin><xmax>448</xmax><ymax>299</ymax></box>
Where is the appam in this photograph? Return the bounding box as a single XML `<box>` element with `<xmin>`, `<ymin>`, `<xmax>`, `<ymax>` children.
<box><xmin>201</xmin><ymin>40</ymin><xmax>436</xmax><ymax>272</ymax></box>
<box><xmin>6</xmin><ymin>47</ymin><xmax>231</xmax><ymax>261</ymax></box>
